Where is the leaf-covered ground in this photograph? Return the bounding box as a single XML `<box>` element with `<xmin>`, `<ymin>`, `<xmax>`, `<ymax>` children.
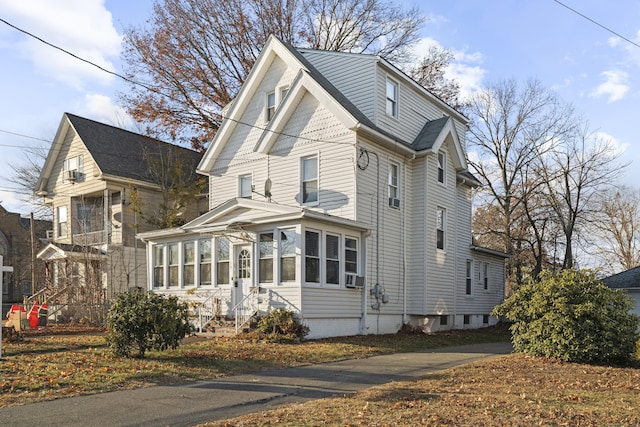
<box><xmin>200</xmin><ymin>354</ymin><xmax>640</xmax><ymax>426</ymax></box>
<box><xmin>0</xmin><ymin>323</ymin><xmax>509</xmax><ymax>408</ymax></box>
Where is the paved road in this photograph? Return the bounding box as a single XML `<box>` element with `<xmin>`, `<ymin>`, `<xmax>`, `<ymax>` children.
<box><xmin>0</xmin><ymin>341</ymin><xmax>512</xmax><ymax>427</ymax></box>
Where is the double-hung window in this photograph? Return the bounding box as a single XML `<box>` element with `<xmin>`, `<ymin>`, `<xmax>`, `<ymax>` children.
<box><xmin>259</xmin><ymin>233</ymin><xmax>274</xmax><ymax>283</ymax></box>
<box><xmin>63</xmin><ymin>155</ymin><xmax>83</xmax><ymax>182</ymax></box>
<box><xmin>305</xmin><ymin>230</ymin><xmax>320</xmax><ymax>283</ymax></box>
<box><xmin>280</xmin><ymin>230</ymin><xmax>296</xmax><ymax>282</ymax></box>
<box><xmin>266</xmin><ymin>91</ymin><xmax>276</xmax><ymax>122</ymax></box>
<box><xmin>183</xmin><ymin>241</ymin><xmax>195</xmax><ymax>287</ymax></box>
<box><xmin>483</xmin><ymin>263</ymin><xmax>489</xmax><ymax>289</ymax></box>
<box><xmin>199</xmin><ymin>239</ymin><xmax>212</xmax><ymax>286</ymax></box>
<box><xmin>437</xmin><ymin>152</ymin><xmax>445</xmax><ymax>184</ymax></box>
<box><xmin>216</xmin><ymin>237</ymin><xmax>230</xmax><ymax>285</ymax></box>
<box><xmin>153</xmin><ymin>245</ymin><xmax>164</xmax><ymax>288</ymax></box>
<box><xmin>388</xmin><ymin>162</ymin><xmax>400</xmax><ymax>208</ymax></box>
<box><xmin>345</xmin><ymin>237</ymin><xmax>358</xmax><ymax>275</ymax></box>
<box><xmin>239</xmin><ymin>174</ymin><xmax>252</xmax><ymax>198</ymax></box>
<box><xmin>466</xmin><ymin>260</ymin><xmax>473</xmax><ymax>295</ymax></box>
<box><xmin>325</xmin><ymin>234</ymin><xmax>340</xmax><ymax>285</ymax></box>
<box><xmin>168</xmin><ymin>243</ymin><xmax>179</xmax><ymax>287</ymax></box>
<box><xmin>57</xmin><ymin>206</ymin><xmax>67</xmax><ymax>237</ymax></box>
<box><xmin>301</xmin><ymin>155</ymin><xmax>318</xmax><ymax>204</ymax></box>
<box><xmin>386</xmin><ymin>78</ymin><xmax>398</xmax><ymax>118</ymax></box>
<box><xmin>436</xmin><ymin>207</ymin><xmax>446</xmax><ymax>250</ymax></box>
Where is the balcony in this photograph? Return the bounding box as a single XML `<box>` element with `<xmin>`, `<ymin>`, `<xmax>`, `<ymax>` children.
<box><xmin>72</xmin><ymin>229</ymin><xmax>122</xmax><ymax>246</ymax></box>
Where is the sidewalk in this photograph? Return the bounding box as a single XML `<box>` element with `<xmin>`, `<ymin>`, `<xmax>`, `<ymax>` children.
<box><xmin>0</xmin><ymin>341</ymin><xmax>512</xmax><ymax>427</ymax></box>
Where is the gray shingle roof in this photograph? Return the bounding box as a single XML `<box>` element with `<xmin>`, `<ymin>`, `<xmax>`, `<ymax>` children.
<box><xmin>65</xmin><ymin>113</ymin><xmax>202</xmax><ymax>185</ymax></box>
<box><xmin>411</xmin><ymin>116</ymin><xmax>450</xmax><ymax>151</ymax></box>
<box><xmin>602</xmin><ymin>266</ymin><xmax>640</xmax><ymax>289</ymax></box>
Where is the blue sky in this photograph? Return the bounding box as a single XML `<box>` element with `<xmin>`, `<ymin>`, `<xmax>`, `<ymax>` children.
<box><xmin>0</xmin><ymin>0</ymin><xmax>638</xmax><ymax>216</ymax></box>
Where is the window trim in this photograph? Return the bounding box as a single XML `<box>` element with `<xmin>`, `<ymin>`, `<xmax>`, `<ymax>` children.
<box><xmin>266</xmin><ymin>91</ymin><xmax>276</xmax><ymax>122</ymax></box>
<box><xmin>279</xmin><ymin>229</ymin><xmax>297</xmax><ymax>283</ymax></box>
<box><xmin>465</xmin><ymin>259</ymin><xmax>473</xmax><ymax>295</ymax></box>
<box><xmin>436</xmin><ymin>207</ymin><xmax>446</xmax><ymax>251</ymax></box>
<box><xmin>183</xmin><ymin>241</ymin><xmax>195</xmax><ymax>288</ymax></box>
<box><xmin>437</xmin><ymin>152</ymin><xmax>446</xmax><ymax>184</ymax></box>
<box><xmin>238</xmin><ymin>173</ymin><xmax>253</xmax><ymax>199</ymax></box>
<box><xmin>215</xmin><ymin>237</ymin><xmax>230</xmax><ymax>286</ymax></box>
<box><xmin>304</xmin><ymin>229</ymin><xmax>321</xmax><ymax>284</ymax></box>
<box><xmin>258</xmin><ymin>232</ymin><xmax>275</xmax><ymax>284</ymax></box>
<box><xmin>168</xmin><ymin>243</ymin><xmax>180</xmax><ymax>287</ymax></box>
<box><xmin>325</xmin><ymin>232</ymin><xmax>341</xmax><ymax>286</ymax></box>
<box><xmin>386</xmin><ymin>77</ymin><xmax>398</xmax><ymax>118</ymax></box>
<box><xmin>301</xmin><ymin>154</ymin><xmax>319</xmax><ymax>206</ymax></box>
<box><xmin>57</xmin><ymin>205</ymin><xmax>68</xmax><ymax>238</ymax></box>
<box><xmin>199</xmin><ymin>238</ymin><xmax>212</xmax><ymax>287</ymax></box>
<box><xmin>153</xmin><ymin>244</ymin><xmax>165</xmax><ymax>289</ymax></box>
<box><xmin>388</xmin><ymin>161</ymin><xmax>400</xmax><ymax>208</ymax></box>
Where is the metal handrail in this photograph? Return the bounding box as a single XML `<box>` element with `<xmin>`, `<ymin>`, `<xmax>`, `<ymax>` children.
<box><xmin>233</xmin><ymin>287</ymin><xmax>259</xmax><ymax>334</ymax></box>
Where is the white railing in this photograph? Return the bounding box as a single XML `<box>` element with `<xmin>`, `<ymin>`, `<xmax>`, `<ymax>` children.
<box><xmin>183</xmin><ymin>289</ymin><xmax>227</xmax><ymax>332</ymax></box>
<box><xmin>234</xmin><ymin>287</ymin><xmax>260</xmax><ymax>334</ymax></box>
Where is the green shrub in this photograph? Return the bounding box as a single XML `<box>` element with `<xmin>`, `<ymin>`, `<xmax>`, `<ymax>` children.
<box><xmin>105</xmin><ymin>290</ymin><xmax>192</xmax><ymax>358</ymax></box>
<box><xmin>493</xmin><ymin>269</ymin><xmax>639</xmax><ymax>364</ymax></box>
<box><xmin>255</xmin><ymin>308</ymin><xmax>309</xmax><ymax>342</ymax></box>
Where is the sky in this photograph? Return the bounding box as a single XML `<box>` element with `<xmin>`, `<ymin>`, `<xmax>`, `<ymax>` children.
<box><xmin>0</xmin><ymin>0</ymin><xmax>638</xmax><ymax>217</ymax></box>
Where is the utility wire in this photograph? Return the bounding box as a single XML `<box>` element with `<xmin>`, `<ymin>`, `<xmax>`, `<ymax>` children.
<box><xmin>553</xmin><ymin>0</ymin><xmax>640</xmax><ymax>49</ymax></box>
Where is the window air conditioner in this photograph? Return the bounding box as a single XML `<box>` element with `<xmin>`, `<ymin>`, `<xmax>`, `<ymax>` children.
<box><xmin>46</xmin><ymin>230</ymin><xmax>54</xmax><ymax>240</ymax></box>
<box><xmin>389</xmin><ymin>197</ymin><xmax>400</xmax><ymax>208</ymax></box>
<box><xmin>345</xmin><ymin>273</ymin><xmax>365</xmax><ymax>288</ymax></box>
<box><xmin>66</xmin><ymin>170</ymin><xmax>78</xmax><ymax>181</ymax></box>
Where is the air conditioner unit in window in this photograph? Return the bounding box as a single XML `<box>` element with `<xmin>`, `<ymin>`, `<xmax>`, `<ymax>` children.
<box><xmin>66</xmin><ymin>170</ymin><xmax>79</xmax><ymax>181</ymax></box>
<box><xmin>345</xmin><ymin>273</ymin><xmax>365</xmax><ymax>288</ymax></box>
<box><xmin>389</xmin><ymin>197</ymin><xmax>400</xmax><ymax>208</ymax></box>
<box><xmin>45</xmin><ymin>230</ymin><xmax>54</xmax><ymax>240</ymax></box>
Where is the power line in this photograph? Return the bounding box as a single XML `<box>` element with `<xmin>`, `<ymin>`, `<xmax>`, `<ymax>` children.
<box><xmin>553</xmin><ymin>0</ymin><xmax>640</xmax><ymax>49</ymax></box>
<box><xmin>0</xmin><ymin>129</ymin><xmax>51</xmax><ymax>143</ymax></box>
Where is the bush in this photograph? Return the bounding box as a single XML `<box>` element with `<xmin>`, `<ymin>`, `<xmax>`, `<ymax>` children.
<box><xmin>255</xmin><ymin>308</ymin><xmax>309</xmax><ymax>342</ymax></box>
<box><xmin>493</xmin><ymin>269</ymin><xmax>639</xmax><ymax>364</ymax></box>
<box><xmin>105</xmin><ymin>290</ymin><xmax>192</xmax><ymax>358</ymax></box>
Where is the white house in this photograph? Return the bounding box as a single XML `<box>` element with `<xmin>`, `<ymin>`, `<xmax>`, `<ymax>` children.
<box><xmin>138</xmin><ymin>36</ymin><xmax>507</xmax><ymax>339</ymax></box>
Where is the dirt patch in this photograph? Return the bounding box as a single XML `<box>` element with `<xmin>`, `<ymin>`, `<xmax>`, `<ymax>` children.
<box><xmin>22</xmin><ymin>323</ymin><xmax>106</xmax><ymax>336</ymax></box>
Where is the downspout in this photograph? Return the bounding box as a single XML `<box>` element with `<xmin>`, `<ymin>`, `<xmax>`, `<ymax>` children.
<box><xmin>402</xmin><ymin>154</ymin><xmax>415</xmax><ymax>325</ymax></box>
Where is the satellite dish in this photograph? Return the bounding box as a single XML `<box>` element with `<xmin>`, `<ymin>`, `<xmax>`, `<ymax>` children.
<box><xmin>264</xmin><ymin>178</ymin><xmax>272</xmax><ymax>199</ymax></box>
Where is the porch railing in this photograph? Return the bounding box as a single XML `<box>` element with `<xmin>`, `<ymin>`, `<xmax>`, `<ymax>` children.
<box><xmin>233</xmin><ymin>287</ymin><xmax>260</xmax><ymax>334</ymax></box>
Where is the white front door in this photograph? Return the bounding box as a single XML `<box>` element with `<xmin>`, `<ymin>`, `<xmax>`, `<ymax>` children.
<box><xmin>234</xmin><ymin>245</ymin><xmax>252</xmax><ymax>306</ymax></box>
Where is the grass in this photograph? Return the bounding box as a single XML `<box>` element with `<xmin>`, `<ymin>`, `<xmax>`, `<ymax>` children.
<box><xmin>4</xmin><ymin>324</ymin><xmax>640</xmax><ymax>426</ymax></box>
<box><xmin>200</xmin><ymin>354</ymin><xmax>640</xmax><ymax>426</ymax></box>
<box><xmin>0</xmin><ymin>324</ymin><xmax>508</xmax><ymax>408</ymax></box>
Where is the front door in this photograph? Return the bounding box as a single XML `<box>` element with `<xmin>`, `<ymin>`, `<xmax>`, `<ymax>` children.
<box><xmin>234</xmin><ymin>245</ymin><xmax>252</xmax><ymax>306</ymax></box>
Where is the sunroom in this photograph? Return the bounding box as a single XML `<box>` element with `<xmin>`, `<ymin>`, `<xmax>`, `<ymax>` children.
<box><xmin>137</xmin><ymin>198</ymin><xmax>370</xmax><ymax>333</ymax></box>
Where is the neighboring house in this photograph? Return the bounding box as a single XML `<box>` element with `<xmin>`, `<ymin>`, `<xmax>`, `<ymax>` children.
<box><xmin>34</xmin><ymin>113</ymin><xmax>205</xmax><ymax>319</ymax></box>
<box><xmin>602</xmin><ymin>267</ymin><xmax>640</xmax><ymax>318</ymax></box>
<box><xmin>138</xmin><ymin>36</ymin><xmax>508</xmax><ymax>339</ymax></box>
<box><xmin>0</xmin><ymin>205</ymin><xmax>50</xmax><ymax>314</ymax></box>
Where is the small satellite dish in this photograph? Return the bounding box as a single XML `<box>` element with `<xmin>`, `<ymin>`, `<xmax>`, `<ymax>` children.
<box><xmin>264</xmin><ymin>178</ymin><xmax>272</xmax><ymax>199</ymax></box>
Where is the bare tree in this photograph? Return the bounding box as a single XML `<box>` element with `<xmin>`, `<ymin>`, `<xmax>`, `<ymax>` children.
<box><xmin>120</xmin><ymin>0</ymin><xmax>432</xmax><ymax>150</ymax></box>
<box><xmin>590</xmin><ymin>187</ymin><xmax>640</xmax><ymax>274</ymax></box>
<box><xmin>7</xmin><ymin>145</ymin><xmax>51</xmax><ymax>219</ymax></box>
<box><xmin>408</xmin><ymin>45</ymin><xmax>464</xmax><ymax>110</ymax></box>
<box><xmin>540</xmin><ymin>126</ymin><xmax>625</xmax><ymax>269</ymax></box>
<box><xmin>466</xmin><ymin>78</ymin><xmax>577</xmax><ymax>286</ymax></box>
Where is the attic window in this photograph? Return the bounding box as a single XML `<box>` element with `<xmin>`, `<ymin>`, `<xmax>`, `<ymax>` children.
<box><xmin>63</xmin><ymin>155</ymin><xmax>84</xmax><ymax>182</ymax></box>
<box><xmin>386</xmin><ymin>78</ymin><xmax>398</xmax><ymax>118</ymax></box>
<box><xmin>266</xmin><ymin>91</ymin><xmax>276</xmax><ymax>121</ymax></box>
<box><xmin>437</xmin><ymin>152</ymin><xmax>445</xmax><ymax>184</ymax></box>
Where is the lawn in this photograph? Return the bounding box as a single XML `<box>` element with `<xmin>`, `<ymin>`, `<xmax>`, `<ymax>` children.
<box><xmin>200</xmin><ymin>354</ymin><xmax>640</xmax><ymax>426</ymax></box>
<box><xmin>3</xmin><ymin>324</ymin><xmax>640</xmax><ymax>426</ymax></box>
<box><xmin>0</xmin><ymin>323</ymin><xmax>508</xmax><ymax>408</ymax></box>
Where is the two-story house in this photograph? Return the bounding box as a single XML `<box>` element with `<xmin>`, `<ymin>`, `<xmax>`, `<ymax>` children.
<box><xmin>34</xmin><ymin>113</ymin><xmax>205</xmax><ymax>320</ymax></box>
<box><xmin>138</xmin><ymin>36</ymin><xmax>508</xmax><ymax>339</ymax></box>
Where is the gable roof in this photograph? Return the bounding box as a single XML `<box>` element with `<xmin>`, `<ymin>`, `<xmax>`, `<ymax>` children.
<box><xmin>602</xmin><ymin>266</ymin><xmax>640</xmax><ymax>290</ymax></box>
<box><xmin>198</xmin><ymin>35</ymin><xmax>470</xmax><ymax>174</ymax></box>
<box><xmin>36</xmin><ymin>113</ymin><xmax>202</xmax><ymax>194</ymax></box>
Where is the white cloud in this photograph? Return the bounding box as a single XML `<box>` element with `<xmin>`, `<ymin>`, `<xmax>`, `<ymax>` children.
<box><xmin>594</xmin><ymin>131</ymin><xmax>628</xmax><ymax>157</ymax></box>
<box><xmin>83</xmin><ymin>93</ymin><xmax>133</xmax><ymax>129</ymax></box>
<box><xmin>607</xmin><ymin>36</ymin><xmax>621</xmax><ymax>48</ymax></box>
<box><xmin>590</xmin><ymin>70</ymin><xmax>629</xmax><ymax>102</ymax></box>
<box><xmin>413</xmin><ymin>37</ymin><xmax>486</xmax><ymax>100</ymax></box>
<box><xmin>0</xmin><ymin>0</ymin><xmax>122</xmax><ymax>89</ymax></box>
